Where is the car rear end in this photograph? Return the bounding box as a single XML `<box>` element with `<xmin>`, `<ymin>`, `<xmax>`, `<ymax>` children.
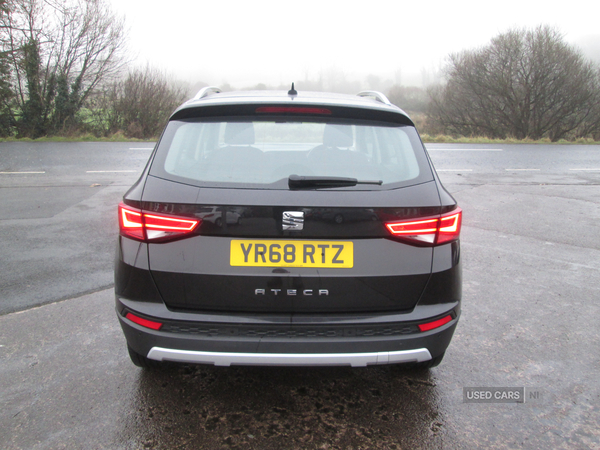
<box><xmin>115</xmin><ymin>89</ymin><xmax>462</xmax><ymax>368</ymax></box>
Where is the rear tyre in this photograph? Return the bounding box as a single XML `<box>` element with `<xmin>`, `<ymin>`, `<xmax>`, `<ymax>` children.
<box><xmin>127</xmin><ymin>345</ymin><xmax>163</xmax><ymax>369</ymax></box>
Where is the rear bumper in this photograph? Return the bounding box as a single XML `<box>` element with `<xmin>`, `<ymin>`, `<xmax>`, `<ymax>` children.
<box><xmin>117</xmin><ymin>296</ymin><xmax>459</xmax><ymax>367</ymax></box>
<box><xmin>147</xmin><ymin>347</ymin><xmax>432</xmax><ymax>367</ymax></box>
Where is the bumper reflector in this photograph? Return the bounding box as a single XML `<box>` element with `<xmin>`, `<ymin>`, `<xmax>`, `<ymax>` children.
<box><xmin>418</xmin><ymin>315</ymin><xmax>452</xmax><ymax>332</ymax></box>
<box><xmin>125</xmin><ymin>312</ymin><xmax>163</xmax><ymax>330</ymax></box>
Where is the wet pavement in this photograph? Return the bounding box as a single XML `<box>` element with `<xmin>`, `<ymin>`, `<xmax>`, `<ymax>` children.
<box><xmin>2</xmin><ymin>181</ymin><xmax>600</xmax><ymax>449</ymax></box>
<box><xmin>1</xmin><ymin>144</ymin><xmax>600</xmax><ymax>449</ymax></box>
<box><xmin>0</xmin><ymin>288</ymin><xmax>447</xmax><ymax>449</ymax></box>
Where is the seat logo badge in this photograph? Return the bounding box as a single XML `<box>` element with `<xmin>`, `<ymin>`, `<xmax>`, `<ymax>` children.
<box><xmin>283</xmin><ymin>211</ymin><xmax>304</xmax><ymax>231</ymax></box>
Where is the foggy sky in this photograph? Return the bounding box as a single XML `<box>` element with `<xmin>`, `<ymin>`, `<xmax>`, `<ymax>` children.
<box><xmin>109</xmin><ymin>0</ymin><xmax>600</xmax><ymax>89</ymax></box>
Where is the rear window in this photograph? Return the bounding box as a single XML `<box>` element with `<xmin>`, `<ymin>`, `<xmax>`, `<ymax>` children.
<box><xmin>150</xmin><ymin>118</ymin><xmax>433</xmax><ymax>189</ymax></box>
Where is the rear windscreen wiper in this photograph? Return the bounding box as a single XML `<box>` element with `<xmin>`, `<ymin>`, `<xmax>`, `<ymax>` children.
<box><xmin>288</xmin><ymin>174</ymin><xmax>383</xmax><ymax>189</ymax></box>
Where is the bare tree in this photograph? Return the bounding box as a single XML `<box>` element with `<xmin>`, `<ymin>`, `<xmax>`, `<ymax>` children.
<box><xmin>0</xmin><ymin>0</ymin><xmax>126</xmax><ymax>137</ymax></box>
<box><xmin>427</xmin><ymin>26</ymin><xmax>600</xmax><ymax>141</ymax></box>
<box><xmin>89</xmin><ymin>66</ymin><xmax>187</xmax><ymax>139</ymax></box>
<box><xmin>0</xmin><ymin>1</ymin><xmax>14</xmax><ymax>135</ymax></box>
<box><xmin>387</xmin><ymin>85</ymin><xmax>429</xmax><ymax>114</ymax></box>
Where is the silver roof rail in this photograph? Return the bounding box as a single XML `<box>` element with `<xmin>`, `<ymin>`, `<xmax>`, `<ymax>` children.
<box><xmin>193</xmin><ymin>86</ymin><xmax>222</xmax><ymax>100</ymax></box>
<box><xmin>357</xmin><ymin>91</ymin><xmax>392</xmax><ymax>106</ymax></box>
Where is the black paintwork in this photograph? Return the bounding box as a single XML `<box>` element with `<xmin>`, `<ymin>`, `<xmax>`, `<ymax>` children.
<box><xmin>115</xmin><ymin>89</ymin><xmax>462</xmax><ymax>365</ymax></box>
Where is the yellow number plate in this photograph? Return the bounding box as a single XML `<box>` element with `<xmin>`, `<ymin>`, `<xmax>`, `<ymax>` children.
<box><xmin>230</xmin><ymin>240</ymin><xmax>353</xmax><ymax>268</ymax></box>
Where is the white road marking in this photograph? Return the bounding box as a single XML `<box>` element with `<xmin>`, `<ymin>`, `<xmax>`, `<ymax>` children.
<box><xmin>85</xmin><ymin>170</ymin><xmax>137</xmax><ymax>173</ymax></box>
<box><xmin>505</xmin><ymin>168</ymin><xmax>540</xmax><ymax>171</ymax></box>
<box><xmin>569</xmin><ymin>168</ymin><xmax>600</xmax><ymax>171</ymax></box>
<box><xmin>427</xmin><ymin>148</ymin><xmax>503</xmax><ymax>151</ymax></box>
<box><xmin>0</xmin><ymin>171</ymin><xmax>46</xmax><ymax>174</ymax></box>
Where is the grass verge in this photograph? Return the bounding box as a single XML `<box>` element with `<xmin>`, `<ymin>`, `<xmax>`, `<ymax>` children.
<box><xmin>0</xmin><ymin>133</ymin><xmax>154</xmax><ymax>143</ymax></box>
<box><xmin>1</xmin><ymin>134</ymin><xmax>599</xmax><ymax>145</ymax></box>
<box><xmin>420</xmin><ymin>134</ymin><xmax>600</xmax><ymax>145</ymax></box>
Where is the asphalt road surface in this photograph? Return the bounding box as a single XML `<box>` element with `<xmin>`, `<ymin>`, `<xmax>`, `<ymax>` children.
<box><xmin>1</xmin><ymin>141</ymin><xmax>599</xmax><ymax>449</ymax></box>
<box><xmin>0</xmin><ymin>142</ymin><xmax>153</xmax><ymax>315</ymax></box>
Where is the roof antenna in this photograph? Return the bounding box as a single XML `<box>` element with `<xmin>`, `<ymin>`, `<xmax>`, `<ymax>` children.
<box><xmin>288</xmin><ymin>82</ymin><xmax>298</xmax><ymax>96</ymax></box>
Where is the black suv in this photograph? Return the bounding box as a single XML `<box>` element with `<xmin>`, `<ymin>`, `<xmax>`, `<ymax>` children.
<box><xmin>115</xmin><ymin>86</ymin><xmax>462</xmax><ymax>369</ymax></box>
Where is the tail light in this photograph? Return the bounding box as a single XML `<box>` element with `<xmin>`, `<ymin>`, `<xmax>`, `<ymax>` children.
<box><xmin>119</xmin><ymin>203</ymin><xmax>200</xmax><ymax>243</ymax></box>
<box><xmin>385</xmin><ymin>207</ymin><xmax>462</xmax><ymax>246</ymax></box>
